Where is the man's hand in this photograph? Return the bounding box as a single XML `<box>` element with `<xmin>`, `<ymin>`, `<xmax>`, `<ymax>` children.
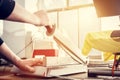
<box><xmin>34</xmin><ymin>10</ymin><xmax>56</xmax><ymax>36</ymax></box>
<box><xmin>16</xmin><ymin>58</ymin><xmax>43</xmax><ymax>73</ymax></box>
<box><xmin>34</xmin><ymin>10</ymin><xmax>49</xmax><ymax>26</ymax></box>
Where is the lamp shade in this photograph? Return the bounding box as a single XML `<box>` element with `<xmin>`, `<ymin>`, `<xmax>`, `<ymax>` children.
<box><xmin>93</xmin><ymin>0</ymin><xmax>120</xmax><ymax>17</ymax></box>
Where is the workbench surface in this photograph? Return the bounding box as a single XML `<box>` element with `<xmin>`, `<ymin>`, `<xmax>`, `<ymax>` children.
<box><xmin>0</xmin><ymin>66</ymin><xmax>120</xmax><ymax>80</ymax></box>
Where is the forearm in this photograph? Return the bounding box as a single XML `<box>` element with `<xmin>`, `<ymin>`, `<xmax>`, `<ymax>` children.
<box><xmin>6</xmin><ymin>2</ymin><xmax>40</xmax><ymax>26</ymax></box>
<box><xmin>0</xmin><ymin>0</ymin><xmax>50</xmax><ymax>26</ymax></box>
<box><xmin>0</xmin><ymin>42</ymin><xmax>21</xmax><ymax>66</ymax></box>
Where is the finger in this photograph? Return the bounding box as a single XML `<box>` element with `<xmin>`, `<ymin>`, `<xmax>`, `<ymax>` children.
<box><xmin>30</xmin><ymin>58</ymin><xmax>43</xmax><ymax>66</ymax></box>
<box><xmin>25</xmin><ymin>65</ymin><xmax>35</xmax><ymax>73</ymax></box>
<box><xmin>18</xmin><ymin>64</ymin><xmax>35</xmax><ymax>73</ymax></box>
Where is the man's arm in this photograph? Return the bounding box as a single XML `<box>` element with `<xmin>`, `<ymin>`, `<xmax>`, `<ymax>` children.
<box><xmin>0</xmin><ymin>42</ymin><xmax>21</xmax><ymax>65</ymax></box>
<box><xmin>0</xmin><ymin>38</ymin><xmax>43</xmax><ymax>72</ymax></box>
<box><xmin>6</xmin><ymin>3</ymin><xmax>49</xmax><ymax>26</ymax></box>
<box><xmin>0</xmin><ymin>0</ymin><xmax>48</xmax><ymax>72</ymax></box>
<box><xmin>0</xmin><ymin>0</ymin><xmax>49</xmax><ymax>26</ymax></box>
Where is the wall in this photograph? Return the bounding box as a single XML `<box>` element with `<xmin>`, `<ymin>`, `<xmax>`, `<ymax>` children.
<box><xmin>2</xmin><ymin>0</ymin><xmax>26</xmax><ymax>58</ymax></box>
<box><xmin>101</xmin><ymin>16</ymin><xmax>120</xmax><ymax>30</ymax></box>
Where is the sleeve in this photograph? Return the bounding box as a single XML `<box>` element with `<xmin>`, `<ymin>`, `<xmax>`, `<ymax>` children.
<box><xmin>0</xmin><ymin>0</ymin><xmax>15</xmax><ymax>19</ymax></box>
<box><xmin>0</xmin><ymin>38</ymin><xmax>4</xmax><ymax>45</ymax></box>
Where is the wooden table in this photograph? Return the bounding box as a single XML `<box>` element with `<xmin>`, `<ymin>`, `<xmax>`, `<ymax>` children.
<box><xmin>0</xmin><ymin>66</ymin><xmax>88</xmax><ymax>80</ymax></box>
<box><xmin>0</xmin><ymin>66</ymin><xmax>120</xmax><ymax>80</ymax></box>
<box><xmin>0</xmin><ymin>66</ymin><xmax>95</xmax><ymax>80</ymax></box>
<box><xmin>0</xmin><ymin>72</ymin><xmax>86</xmax><ymax>80</ymax></box>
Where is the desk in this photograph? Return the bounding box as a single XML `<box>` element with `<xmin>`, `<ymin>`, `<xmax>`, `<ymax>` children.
<box><xmin>1</xmin><ymin>66</ymin><xmax>120</xmax><ymax>80</ymax></box>
<box><xmin>0</xmin><ymin>73</ymin><xmax>83</xmax><ymax>80</ymax></box>
<box><xmin>0</xmin><ymin>66</ymin><xmax>96</xmax><ymax>80</ymax></box>
<box><xmin>0</xmin><ymin>72</ymin><xmax>102</xmax><ymax>80</ymax></box>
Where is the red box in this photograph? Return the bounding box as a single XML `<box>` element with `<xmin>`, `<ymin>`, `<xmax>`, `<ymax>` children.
<box><xmin>33</xmin><ymin>49</ymin><xmax>58</xmax><ymax>58</ymax></box>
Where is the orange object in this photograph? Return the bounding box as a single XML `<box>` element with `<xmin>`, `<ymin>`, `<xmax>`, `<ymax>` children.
<box><xmin>33</xmin><ymin>49</ymin><xmax>58</xmax><ymax>58</ymax></box>
<box><xmin>45</xmin><ymin>24</ymin><xmax>56</xmax><ymax>36</ymax></box>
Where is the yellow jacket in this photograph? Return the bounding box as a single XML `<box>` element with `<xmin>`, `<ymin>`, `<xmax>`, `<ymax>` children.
<box><xmin>82</xmin><ymin>30</ymin><xmax>120</xmax><ymax>61</ymax></box>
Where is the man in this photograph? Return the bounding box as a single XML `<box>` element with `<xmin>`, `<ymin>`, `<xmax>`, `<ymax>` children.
<box><xmin>0</xmin><ymin>0</ymin><xmax>52</xmax><ymax>72</ymax></box>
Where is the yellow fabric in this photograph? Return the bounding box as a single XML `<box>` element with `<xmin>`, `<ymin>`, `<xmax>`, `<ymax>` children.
<box><xmin>103</xmin><ymin>52</ymin><xmax>114</xmax><ymax>61</ymax></box>
<box><xmin>82</xmin><ymin>30</ymin><xmax>120</xmax><ymax>61</ymax></box>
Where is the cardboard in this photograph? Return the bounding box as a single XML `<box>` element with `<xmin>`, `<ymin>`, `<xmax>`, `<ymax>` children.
<box><xmin>53</xmin><ymin>30</ymin><xmax>87</xmax><ymax>64</ymax></box>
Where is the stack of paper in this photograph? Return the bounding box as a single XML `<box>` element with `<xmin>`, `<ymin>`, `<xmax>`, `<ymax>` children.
<box><xmin>11</xmin><ymin>64</ymin><xmax>87</xmax><ymax>77</ymax></box>
<box><xmin>42</xmin><ymin>56</ymin><xmax>79</xmax><ymax>66</ymax></box>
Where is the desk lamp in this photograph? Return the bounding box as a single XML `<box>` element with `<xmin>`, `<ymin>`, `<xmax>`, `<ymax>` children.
<box><xmin>89</xmin><ymin>0</ymin><xmax>120</xmax><ymax>77</ymax></box>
